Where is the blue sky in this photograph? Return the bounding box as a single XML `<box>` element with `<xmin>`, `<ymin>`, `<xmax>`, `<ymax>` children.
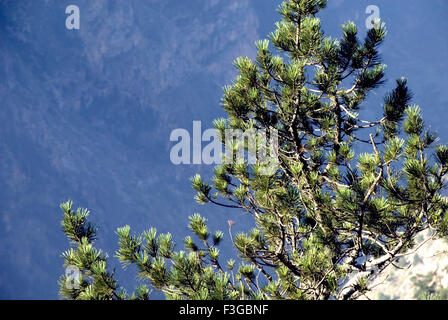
<box><xmin>0</xmin><ymin>0</ymin><xmax>447</xmax><ymax>299</ymax></box>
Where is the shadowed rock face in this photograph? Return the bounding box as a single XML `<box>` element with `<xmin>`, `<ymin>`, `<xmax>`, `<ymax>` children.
<box><xmin>0</xmin><ymin>0</ymin><xmax>447</xmax><ymax>299</ymax></box>
<box><xmin>0</xmin><ymin>0</ymin><xmax>264</xmax><ymax>299</ymax></box>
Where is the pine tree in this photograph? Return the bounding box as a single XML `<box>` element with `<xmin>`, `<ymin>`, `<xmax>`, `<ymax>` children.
<box><xmin>59</xmin><ymin>0</ymin><xmax>448</xmax><ymax>300</ymax></box>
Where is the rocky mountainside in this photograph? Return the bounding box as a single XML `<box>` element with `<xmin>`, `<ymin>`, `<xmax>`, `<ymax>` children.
<box><xmin>1</xmin><ymin>0</ymin><xmax>447</xmax><ymax>299</ymax></box>
<box><xmin>363</xmin><ymin>231</ymin><xmax>448</xmax><ymax>300</ymax></box>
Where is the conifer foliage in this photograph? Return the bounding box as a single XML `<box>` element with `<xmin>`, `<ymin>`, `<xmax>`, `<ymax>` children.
<box><xmin>59</xmin><ymin>0</ymin><xmax>448</xmax><ymax>300</ymax></box>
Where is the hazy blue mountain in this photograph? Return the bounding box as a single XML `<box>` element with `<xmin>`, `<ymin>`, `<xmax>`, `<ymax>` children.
<box><xmin>0</xmin><ymin>0</ymin><xmax>447</xmax><ymax>299</ymax></box>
